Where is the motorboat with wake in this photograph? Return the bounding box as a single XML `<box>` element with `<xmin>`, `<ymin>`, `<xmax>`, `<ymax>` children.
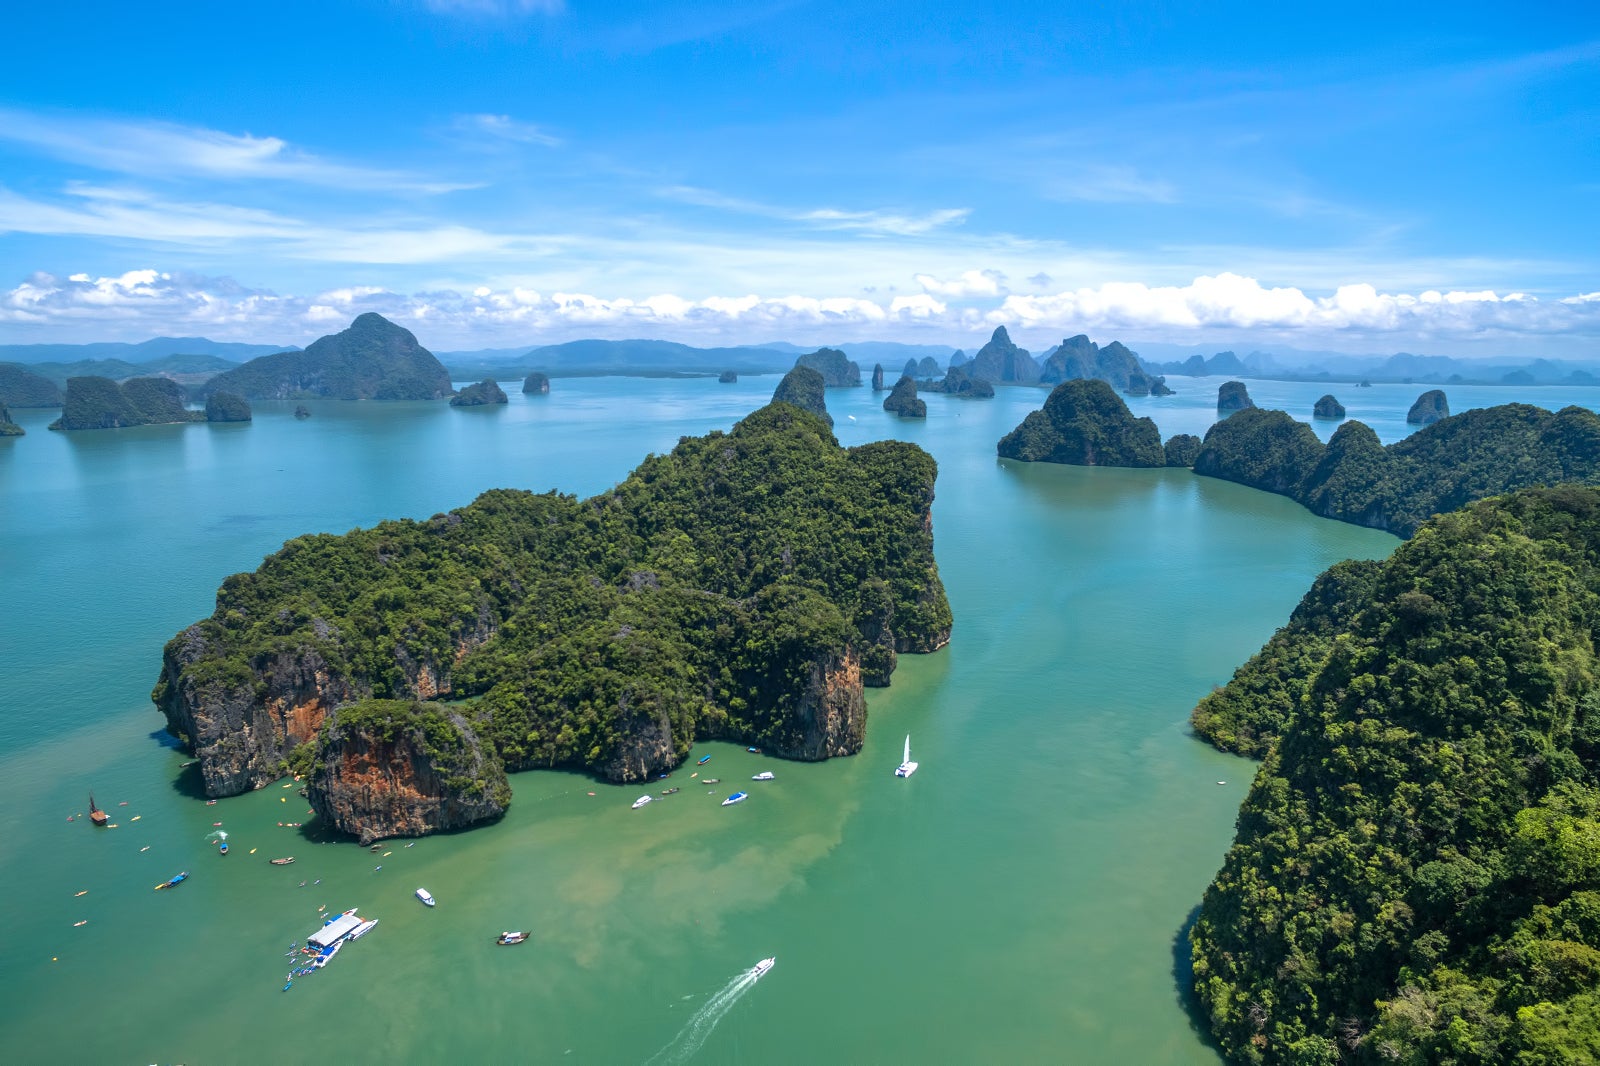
<box><xmin>895</xmin><ymin>734</ymin><xmax>919</xmax><ymax>778</ymax></box>
<box><xmin>753</xmin><ymin>956</ymin><xmax>776</xmax><ymax>978</ymax></box>
<box><xmin>497</xmin><ymin>931</ymin><xmax>529</xmax><ymax>946</ymax></box>
<box><xmin>631</xmin><ymin>794</ymin><xmax>653</xmax><ymax>809</ymax></box>
<box><xmin>722</xmin><ymin>792</ymin><xmax>748</xmax><ymax>806</ymax></box>
<box><xmin>416</xmin><ymin>888</ymin><xmax>436</xmax><ymax>907</ymax></box>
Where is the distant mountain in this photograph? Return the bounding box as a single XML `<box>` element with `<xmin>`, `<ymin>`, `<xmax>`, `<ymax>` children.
<box><xmin>443</xmin><ymin>339</ymin><xmax>794</xmax><ymax>378</ymax></box>
<box><xmin>202</xmin><ymin>313</ymin><xmax>452</xmax><ymax>401</ymax></box>
<box><xmin>15</xmin><ymin>353</ymin><xmax>242</xmax><ymax>388</ymax></box>
<box><xmin>0</xmin><ymin>337</ymin><xmax>292</xmax><ymax>365</ymax></box>
<box><xmin>1143</xmin><ymin>342</ymin><xmax>1600</xmax><ymax>385</ymax></box>
<box><xmin>0</xmin><ymin>363</ymin><xmax>64</xmax><ymax>407</ymax></box>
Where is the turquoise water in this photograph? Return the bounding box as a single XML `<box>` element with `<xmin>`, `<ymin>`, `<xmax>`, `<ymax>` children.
<box><xmin>0</xmin><ymin>376</ymin><xmax>1589</xmax><ymax>1062</ymax></box>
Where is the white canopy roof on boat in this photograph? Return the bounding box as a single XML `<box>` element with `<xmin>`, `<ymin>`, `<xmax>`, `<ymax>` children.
<box><xmin>308</xmin><ymin>912</ymin><xmax>362</xmax><ymax>948</ymax></box>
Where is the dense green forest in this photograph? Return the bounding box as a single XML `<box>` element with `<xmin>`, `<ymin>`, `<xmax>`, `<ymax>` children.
<box><xmin>450</xmin><ymin>379</ymin><xmax>508</xmax><ymax>406</ymax></box>
<box><xmin>882</xmin><ymin>375</ymin><xmax>926</xmax><ymax>418</ymax></box>
<box><xmin>0</xmin><ymin>362</ymin><xmax>63</xmax><ymax>407</ymax></box>
<box><xmin>770</xmin><ymin>364</ymin><xmax>832</xmax><ymax>424</ymax></box>
<box><xmin>1190</xmin><ymin>487</ymin><xmax>1600</xmax><ymax>1064</ymax></box>
<box><xmin>156</xmin><ymin>401</ymin><xmax>951</xmax><ymax>793</ymax></box>
<box><xmin>204</xmin><ymin>391</ymin><xmax>253</xmax><ymax>422</ymax></box>
<box><xmin>996</xmin><ymin>378</ymin><xmax>1166</xmax><ymax>466</ymax></box>
<box><xmin>50</xmin><ymin>375</ymin><xmax>204</xmax><ymax>430</ymax></box>
<box><xmin>0</xmin><ymin>402</ymin><xmax>22</xmax><ymax>436</ymax></box>
<box><xmin>1193</xmin><ymin>403</ymin><xmax>1600</xmax><ymax>536</ymax></box>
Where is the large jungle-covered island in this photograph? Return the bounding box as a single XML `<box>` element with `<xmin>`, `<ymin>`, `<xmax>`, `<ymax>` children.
<box><xmin>153</xmin><ymin>401</ymin><xmax>952</xmax><ymax>839</ymax></box>
<box><xmin>1190</xmin><ymin>486</ymin><xmax>1600</xmax><ymax>1064</ymax></box>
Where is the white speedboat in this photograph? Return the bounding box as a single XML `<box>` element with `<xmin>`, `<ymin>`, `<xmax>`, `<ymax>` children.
<box><xmin>631</xmin><ymin>794</ymin><xmax>653</xmax><ymax>809</ymax></box>
<box><xmin>751</xmin><ymin>771</ymin><xmax>775</xmax><ymax>781</ymax></box>
<box><xmin>753</xmin><ymin>956</ymin><xmax>776</xmax><ymax>978</ymax></box>
<box><xmin>349</xmin><ymin>919</ymin><xmax>378</xmax><ymax>939</ymax></box>
<box><xmin>895</xmin><ymin>734</ymin><xmax>918</xmax><ymax>778</ymax></box>
<box><xmin>416</xmin><ymin>888</ymin><xmax>435</xmax><ymax>907</ymax></box>
<box><xmin>722</xmin><ymin>792</ymin><xmax>748</xmax><ymax>806</ymax></box>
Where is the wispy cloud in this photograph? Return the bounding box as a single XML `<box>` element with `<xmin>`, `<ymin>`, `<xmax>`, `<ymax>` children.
<box><xmin>451</xmin><ymin>113</ymin><xmax>562</xmax><ymax>147</ymax></box>
<box><xmin>1040</xmin><ymin>164</ymin><xmax>1178</xmax><ymax>204</ymax></box>
<box><xmin>915</xmin><ymin>269</ymin><xmax>1006</xmax><ymax>298</ymax></box>
<box><xmin>0</xmin><ymin>107</ymin><xmax>470</xmax><ymax>192</ymax></box>
<box><xmin>659</xmin><ymin>185</ymin><xmax>969</xmax><ymax>236</ymax></box>
<box><xmin>422</xmin><ymin>0</ymin><xmax>564</xmax><ymax>16</ymax></box>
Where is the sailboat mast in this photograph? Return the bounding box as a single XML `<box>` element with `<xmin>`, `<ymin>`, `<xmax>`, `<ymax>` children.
<box><xmin>903</xmin><ymin>735</ymin><xmax>911</xmax><ymax>763</ymax></box>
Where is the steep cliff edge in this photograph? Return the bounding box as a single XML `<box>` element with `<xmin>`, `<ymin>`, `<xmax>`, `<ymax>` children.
<box><xmin>307</xmin><ymin>700</ymin><xmax>509</xmax><ymax>843</ymax></box>
<box><xmin>997</xmin><ymin>378</ymin><xmax>1165</xmax><ymax>467</ymax></box>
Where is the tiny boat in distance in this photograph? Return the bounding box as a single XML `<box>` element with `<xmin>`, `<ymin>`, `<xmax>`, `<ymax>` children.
<box><xmin>753</xmin><ymin>957</ymin><xmax>776</xmax><ymax>978</ymax></box>
<box><xmin>416</xmin><ymin>888</ymin><xmax>436</xmax><ymax>907</ymax></box>
<box><xmin>269</xmin><ymin>857</ymin><xmax>295</xmax><ymax>865</ymax></box>
<box><xmin>722</xmin><ymin>792</ymin><xmax>748</xmax><ymax>806</ymax></box>
<box><xmin>88</xmin><ymin>793</ymin><xmax>108</xmax><ymax>827</ymax></box>
<box><xmin>751</xmin><ymin>771</ymin><xmax>775</xmax><ymax>781</ymax></box>
<box><xmin>154</xmin><ymin>871</ymin><xmax>188</xmax><ymax>891</ymax></box>
<box><xmin>661</xmin><ymin>787</ymin><xmax>680</xmax><ymax>795</ymax></box>
<box><xmin>497</xmin><ymin>931</ymin><xmax>529</xmax><ymax>946</ymax></box>
<box><xmin>895</xmin><ymin>734</ymin><xmax>919</xmax><ymax>778</ymax></box>
<box><xmin>702</xmin><ymin>778</ymin><xmax>720</xmax><ymax>784</ymax></box>
<box><xmin>218</xmin><ymin>840</ymin><xmax>229</xmax><ymax>855</ymax></box>
<box><xmin>697</xmin><ymin>755</ymin><xmax>712</xmax><ymax>764</ymax></box>
<box><xmin>631</xmin><ymin>794</ymin><xmax>653</xmax><ymax>809</ymax></box>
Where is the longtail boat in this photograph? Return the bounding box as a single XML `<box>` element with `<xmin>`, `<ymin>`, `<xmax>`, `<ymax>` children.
<box><xmin>88</xmin><ymin>793</ymin><xmax>108</xmax><ymax>827</ymax></box>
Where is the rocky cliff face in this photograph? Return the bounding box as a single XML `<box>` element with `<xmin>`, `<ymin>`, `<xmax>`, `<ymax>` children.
<box><xmin>882</xmin><ymin>375</ymin><xmax>926</xmax><ymax>418</ymax></box>
<box><xmin>155</xmin><ymin>627</ymin><xmax>359</xmax><ymax>796</ymax></box>
<box><xmin>307</xmin><ymin>702</ymin><xmax>509</xmax><ymax>843</ymax></box>
<box><xmin>872</xmin><ymin>363</ymin><xmax>885</xmax><ymax>391</ymax></box>
<box><xmin>1312</xmin><ymin>394</ymin><xmax>1345</xmax><ymax>420</ymax></box>
<box><xmin>771</xmin><ymin>365</ymin><xmax>832</xmax><ymax>424</ymax></box>
<box><xmin>1217</xmin><ymin>380</ymin><xmax>1255</xmax><ymax>412</ymax></box>
<box><xmin>0</xmin><ymin>402</ymin><xmax>22</xmax><ymax>437</ymax></box>
<box><xmin>795</xmin><ymin>347</ymin><xmax>861</xmax><ymax>387</ymax></box>
<box><xmin>774</xmin><ymin>648</ymin><xmax>866</xmax><ymax>760</ymax></box>
<box><xmin>1406</xmin><ymin>388</ymin><xmax>1450</xmax><ymax>424</ymax></box>
<box><xmin>523</xmin><ymin>371</ymin><xmax>551</xmax><ymax>394</ymax></box>
<box><xmin>968</xmin><ymin>326</ymin><xmax>1039</xmax><ymax>384</ymax></box>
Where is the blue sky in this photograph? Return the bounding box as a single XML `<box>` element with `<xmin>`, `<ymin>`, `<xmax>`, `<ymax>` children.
<box><xmin>1</xmin><ymin>0</ymin><xmax>1597</xmax><ymax>354</ymax></box>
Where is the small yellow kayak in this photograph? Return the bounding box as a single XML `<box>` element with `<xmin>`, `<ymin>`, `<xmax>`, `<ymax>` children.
<box><xmin>249</xmin><ymin>848</ymin><xmax>258</xmax><ymax>854</ymax></box>
<box><xmin>130</xmin><ymin>815</ymin><xmax>141</xmax><ymax>822</ymax></box>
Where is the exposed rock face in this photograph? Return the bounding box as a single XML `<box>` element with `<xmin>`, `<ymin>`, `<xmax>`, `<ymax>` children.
<box><xmin>795</xmin><ymin>347</ymin><xmax>861</xmax><ymax>387</ymax></box>
<box><xmin>882</xmin><ymin>375</ymin><xmax>926</xmax><ymax>418</ymax></box>
<box><xmin>1164</xmin><ymin>433</ymin><xmax>1202</xmax><ymax>467</ymax></box>
<box><xmin>154</xmin><ymin>627</ymin><xmax>359</xmax><ymax>796</ymax></box>
<box><xmin>1313</xmin><ymin>394</ymin><xmax>1346</xmax><ymax>420</ymax></box>
<box><xmin>0</xmin><ymin>363</ymin><xmax>63</xmax><ymax>407</ymax></box>
<box><xmin>872</xmin><ymin>363</ymin><xmax>886</xmax><ymax>391</ymax></box>
<box><xmin>203</xmin><ymin>313</ymin><xmax>452</xmax><ymax>401</ymax></box>
<box><xmin>718</xmin><ymin>370</ymin><xmax>737</xmax><ymax>383</ymax></box>
<box><xmin>51</xmin><ymin>375</ymin><xmax>203</xmax><ymax>430</ymax></box>
<box><xmin>769</xmin><ymin>648</ymin><xmax>866</xmax><ymax>760</ymax></box>
<box><xmin>522</xmin><ymin>371</ymin><xmax>551</xmax><ymax>394</ymax></box>
<box><xmin>451</xmin><ymin>379</ymin><xmax>509</xmax><ymax>406</ymax></box>
<box><xmin>967</xmin><ymin>326</ymin><xmax>1039</xmax><ymax>384</ymax></box>
<box><xmin>307</xmin><ymin>701</ymin><xmax>509</xmax><ymax>844</ymax></box>
<box><xmin>771</xmin><ymin>365</ymin><xmax>832</xmax><ymax>425</ymax></box>
<box><xmin>0</xmin><ymin>402</ymin><xmax>22</xmax><ymax>437</ymax></box>
<box><xmin>1406</xmin><ymin>388</ymin><xmax>1450</xmax><ymax>425</ymax></box>
<box><xmin>1039</xmin><ymin>334</ymin><xmax>1169</xmax><ymax>396</ymax></box>
<box><xmin>997</xmin><ymin>378</ymin><xmax>1165</xmax><ymax>466</ymax></box>
<box><xmin>205</xmin><ymin>391</ymin><xmax>252</xmax><ymax>422</ymax></box>
<box><xmin>1217</xmin><ymin>380</ymin><xmax>1255</xmax><ymax>413</ymax></box>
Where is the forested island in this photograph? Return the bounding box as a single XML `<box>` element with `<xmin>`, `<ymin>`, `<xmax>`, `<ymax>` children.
<box><xmin>1189</xmin><ymin>486</ymin><xmax>1600</xmax><ymax>1063</ymax></box>
<box><xmin>997</xmin><ymin>379</ymin><xmax>1164</xmax><ymax>466</ymax></box>
<box><xmin>451</xmin><ymin>380</ymin><xmax>508</xmax><ymax>406</ymax></box>
<box><xmin>794</xmin><ymin>347</ymin><xmax>862</xmax><ymax>386</ymax></box>
<box><xmin>0</xmin><ymin>363</ymin><xmax>63</xmax><ymax>407</ymax></box>
<box><xmin>49</xmin><ymin>375</ymin><xmax>211</xmax><ymax>430</ymax></box>
<box><xmin>882</xmin><ymin>375</ymin><xmax>926</xmax><ymax>418</ymax></box>
<box><xmin>201</xmin><ymin>313</ymin><xmax>452</xmax><ymax>401</ymax></box>
<box><xmin>153</xmin><ymin>399</ymin><xmax>951</xmax><ymax>841</ymax></box>
<box><xmin>0</xmin><ymin>402</ymin><xmax>22</xmax><ymax>436</ymax></box>
<box><xmin>771</xmin><ymin>364</ymin><xmax>832</xmax><ymax>424</ymax></box>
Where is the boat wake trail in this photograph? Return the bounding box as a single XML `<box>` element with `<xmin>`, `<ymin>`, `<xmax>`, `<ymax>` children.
<box><xmin>646</xmin><ymin>964</ymin><xmax>764</xmax><ymax>1065</ymax></box>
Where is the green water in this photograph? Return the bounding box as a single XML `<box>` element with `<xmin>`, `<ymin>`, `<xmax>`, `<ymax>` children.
<box><xmin>4</xmin><ymin>375</ymin><xmax>1584</xmax><ymax>1062</ymax></box>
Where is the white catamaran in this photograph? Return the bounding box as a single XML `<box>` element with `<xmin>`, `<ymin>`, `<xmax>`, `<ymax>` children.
<box><xmin>895</xmin><ymin>734</ymin><xmax>918</xmax><ymax>778</ymax></box>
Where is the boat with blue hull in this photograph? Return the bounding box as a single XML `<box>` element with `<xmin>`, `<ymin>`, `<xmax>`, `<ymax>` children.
<box><xmin>722</xmin><ymin>792</ymin><xmax>748</xmax><ymax>806</ymax></box>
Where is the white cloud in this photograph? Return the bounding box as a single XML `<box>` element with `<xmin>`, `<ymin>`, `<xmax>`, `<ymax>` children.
<box><xmin>914</xmin><ymin>269</ymin><xmax>1006</xmax><ymax>297</ymax></box>
<box><xmin>659</xmin><ymin>185</ymin><xmax>969</xmax><ymax>237</ymax></box>
<box><xmin>9</xmin><ymin>270</ymin><xmax>1600</xmax><ymax>353</ymax></box>
<box><xmin>452</xmin><ymin>113</ymin><xmax>562</xmax><ymax>147</ymax></box>
<box><xmin>0</xmin><ymin>107</ymin><xmax>469</xmax><ymax>192</ymax></box>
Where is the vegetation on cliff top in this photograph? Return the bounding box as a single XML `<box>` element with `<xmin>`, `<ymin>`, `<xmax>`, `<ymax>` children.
<box><xmin>770</xmin><ymin>365</ymin><xmax>831</xmax><ymax>425</ymax></box>
<box><xmin>201</xmin><ymin>313</ymin><xmax>452</xmax><ymax>401</ymax></box>
<box><xmin>882</xmin><ymin>375</ymin><xmax>926</xmax><ymax>418</ymax></box>
<box><xmin>1190</xmin><ymin>487</ymin><xmax>1600</xmax><ymax>1064</ymax></box>
<box><xmin>50</xmin><ymin>375</ymin><xmax>204</xmax><ymax>430</ymax></box>
<box><xmin>794</xmin><ymin>347</ymin><xmax>861</xmax><ymax>387</ymax></box>
<box><xmin>0</xmin><ymin>402</ymin><xmax>22</xmax><ymax>437</ymax></box>
<box><xmin>997</xmin><ymin>378</ymin><xmax>1165</xmax><ymax>467</ymax></box>
<box><xmin>157</xmin><ymin>401</ymin><xmax>950</xmax><ymax>787</ymax></box>
<box><xmin>450</xmin><ymin>379</ymin><xmax>508</xmax><ymax>406</ymax></box>
<box><xmin>1192</xmin><ymin>402</ymin><xmax>1600</xmax><ymax>537</ymax></box>
<box><xmin>204</xmin><ymin>391</ymin><xmax>253</xmax><ymax>423</ymax></box>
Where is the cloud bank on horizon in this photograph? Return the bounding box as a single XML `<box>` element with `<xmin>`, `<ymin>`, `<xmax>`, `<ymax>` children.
<box><xmin>1</xmin><ymin>1</ymin><xmax>1597</xmax><ymax>355</ymax></box>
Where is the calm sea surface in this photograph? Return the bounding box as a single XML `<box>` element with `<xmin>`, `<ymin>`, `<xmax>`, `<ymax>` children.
<box><xmin>0</xmin><ymin>375</ymin><xmax>1590</xmax><ymax>1063</ymax></box>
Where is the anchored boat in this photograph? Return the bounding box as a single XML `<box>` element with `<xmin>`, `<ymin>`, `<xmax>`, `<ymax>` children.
<box><xmin>697</xmin><ymin>754</ymin><xmax>712</xmax><ymax>764</ymax></box>
<box><xmin>751</xmin><ymin>771</ymin><xmax>775</xmax><ymax>781</ymax></box>
<box><xmin>722</xmin><ymin>792</ymin><xmax>748</xmax><ymax>806</ymax></box>
<box><xmin>895</xmin><ymin>734</ymin><xmax>919</xmax><ymax>778</ymax></box>
<box><xmin>88</xmin><ymin>793</ymin><xmax>108</xmax><ymax>827</ymax></box>
<box><xmin>154</xmin><ymin>871</ymin><xmax>188</xmax><ymax>891</ymax></box>
<box><xmin>269</xmin><ymin>857</ymin><xmax>295</xmax><ymax>865</ymax></box>
<box><xmin>497</xmin><ymin>931</ymin><xmax>529</xmax><ymax>946</ymax></box>
<box><xmin>416</xmin><ymin>888</ymin><xmax>436</xmax><ymax>907</ymax></box>
<box><xmin>631</xmin><ymin>794</ymin><xmax>653</xmax><ymax>809</ymax></box>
